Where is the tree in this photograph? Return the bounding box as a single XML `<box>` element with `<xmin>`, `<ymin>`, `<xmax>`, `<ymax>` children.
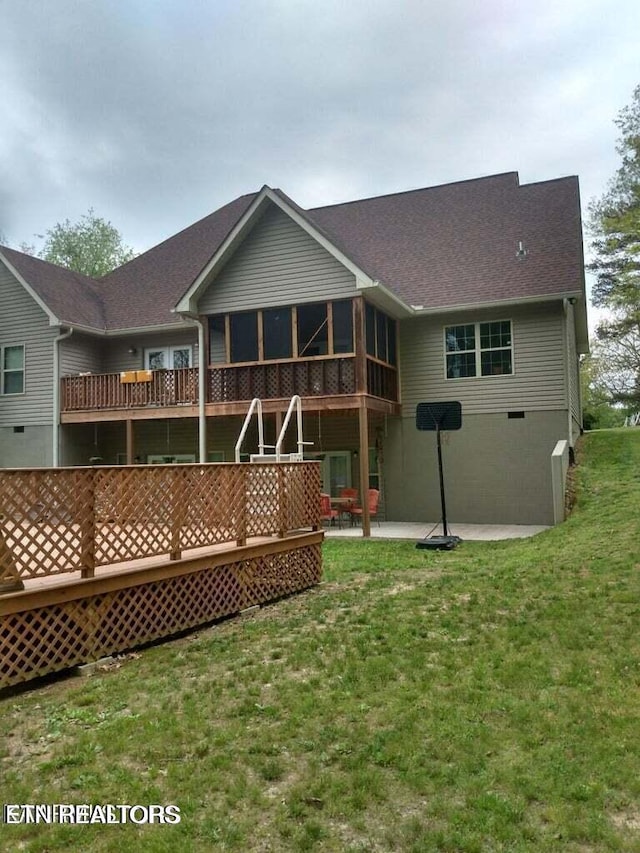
<box><xmin>24</xmin><ymin>209</ymin><xmax>135</xmax><ymax>278</ymax></box>
<box><xmin>588</xmin><ymin>85</ymin><xmax>640</xmax><ymax>407</ymax></box>
<box><xmin>580</xmin><ymin>350</ymin><xmax>627</xmax><ymax>430</ymax></box>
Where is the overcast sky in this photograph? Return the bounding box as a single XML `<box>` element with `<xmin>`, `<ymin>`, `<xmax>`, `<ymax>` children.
<box><xmin>1</xmin><ymin>0</ymin><xmax>638</xmax><ymax>266</ymax></box>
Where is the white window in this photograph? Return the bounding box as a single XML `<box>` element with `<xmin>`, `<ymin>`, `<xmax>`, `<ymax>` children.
<box><xmin>445</xmin><ymin>321</ymin><xmax>513</xmax><ymax>379</ymax></box>
<box><xmin>144</xmin><ymin>346</ymin><xmax>193</xmax><ymax>370</ymax></box>
<box><xmin>1</xmin><ymin>344</ymin><xmax>25</xmax><ymax>394</ymax></box>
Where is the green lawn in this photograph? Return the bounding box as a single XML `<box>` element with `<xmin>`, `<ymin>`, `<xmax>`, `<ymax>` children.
<box><xmin>1</xmin><ymin>429</ymin><xmax>640</xmax><ymax>851</ymax></box>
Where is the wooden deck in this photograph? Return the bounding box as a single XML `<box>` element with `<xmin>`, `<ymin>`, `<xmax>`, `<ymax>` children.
<box><xmin>59</xmin><ymin>356</ymin><xmax>398</xmax><ymax>415</ymax></box>
<box><xmin>0</xmin><ymin>463</ymin><xmax>322</xmax><ymax>689</ymax></box>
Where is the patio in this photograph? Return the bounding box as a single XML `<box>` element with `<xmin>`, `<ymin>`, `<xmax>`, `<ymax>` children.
<box><xmin>324</xmin><ymin>520</ymin><xmax>550</xmax><ymax>541</ymax></box>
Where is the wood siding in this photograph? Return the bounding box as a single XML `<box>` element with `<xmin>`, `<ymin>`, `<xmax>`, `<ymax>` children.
<box><xmin>0</xmin><ymin>264</ymin><xmax>56</xmax><ymax>427</ymax></box>
<box><xmin>198</xmin><ymin>204</ymin><xmax>358</xmax><ymax>314</ymax></box>
<box><xmin>399</xmin><ymin>302</ymin><xmax>567</xmax><ymax>417</ymax></box>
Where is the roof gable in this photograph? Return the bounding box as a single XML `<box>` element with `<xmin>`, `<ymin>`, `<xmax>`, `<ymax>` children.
<box><xmin>175</xmin><ymin>186</ymin><xmax>376</xmax><ymax>314</ymax></box>
<box><xmin>0</xmin><ymin>246</ymin><xmax>106</xmax><ymax>328</ymax></box>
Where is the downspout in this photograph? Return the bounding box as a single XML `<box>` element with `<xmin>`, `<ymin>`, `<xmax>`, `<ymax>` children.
<box><xmin>53</xmin><ymin>327</ymin><xmax>73</xmax><ymax>467</ymax></box>
<box><xmin>184</xmin><ymin>315</ymin><xmax>207</xmax><ymax>462</ymax></box>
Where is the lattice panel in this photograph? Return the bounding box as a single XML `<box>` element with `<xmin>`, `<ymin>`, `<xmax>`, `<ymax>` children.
<box><xmin>209</xmin><ymin>368</ymin><xmax>223</xmax><ymax>402</ymax></box>
<box><xmin>1</xmin><ymin>542</ymin><xmax>322</xmax><ymax>688</ymax></box>
<box><xmin>245</xmin><ymin>465</ymin><xmax>282</xmax><ymax>536</ymax></box>
<box><xmin>266</xmin><ymin>365</ymin><xmax>280</xmax><ymax>398</ymax></box>
<box><xmin>0</xmin><ymin>470</ymin><xmax>93</xmax><ymax>578</ymax></box>
<box><xmin>239</xmin><ymin>546</ymin><xmax>321</xmax><ymax>605</ymax></box>
<box><xmin>283</xmin><ymin>463</ymin><xmax>321</xmax><ymax>530</ymax></box>
<box><xmin>250</xmin><ymin>367</ymin><xmax>267</xmax><ymax>400</ymax></box>
<box><xmin>93</xmin><ymin>467</ymin><xmax>181</xmax><ymax>564</ymax></box>
<box><xmin>237</xmin><ymin>370</ymin><xmax>251</xmax><ymax>401</ymax></box>
<box><xmin>0</xmin><ymin>464</ymin><xmax>320</xmax><ymax>585</ymax></box>
<box><xmin>280</xmin><ymin>365</ymin><xmax>295</xmax><ymax>398</ymax></box>
<box><xmin>176</xmin><ymin>466</ymin><xmax>245</xmax><ymax>550</ymax></box>
<box><xmin>1</xmin><ymin>605</ymin><xmax>92</xmax><ymax>685</ymax></box>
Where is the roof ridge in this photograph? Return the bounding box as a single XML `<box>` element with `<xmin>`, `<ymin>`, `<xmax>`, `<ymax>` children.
<box><xmin>309</xmin><ymin>172</ymin><xmax>520</xmax><ymax>212</ymax></box>
<box><xmin>517</xmin><ymin>175</ymin><xmax>578</xmax><ymax>189</ymax></box>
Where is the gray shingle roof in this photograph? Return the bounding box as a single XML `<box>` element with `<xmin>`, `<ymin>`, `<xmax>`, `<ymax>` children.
<box><xmin>306</xmin><ymin>172</ymin><xmax>584</xmax><ymax>308</ymax></box>
<box><xmin>98</xmin><ymin>193</ymin><xmax>258</xmax><ymax>329</ymax></box>
<box><xmin>1</xmin><ymin>173</ymin><xmax>584</xmax><ymax>332</ymax></box>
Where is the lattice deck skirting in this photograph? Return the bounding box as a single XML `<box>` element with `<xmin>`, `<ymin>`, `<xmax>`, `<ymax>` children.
<box><xmin>0</xmin><ymin>532</ymin><xmax>322</xmax><ymax>689</ymax></box>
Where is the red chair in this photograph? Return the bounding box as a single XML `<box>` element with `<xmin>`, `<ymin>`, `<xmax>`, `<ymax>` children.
<box><xmin>320</xmin><ymin>493</ymin><xmax>340</xmax><ymax>528</ymax></box>
<box><xmin>348</xmin><ymin>489</ymin><xmax>380</xmax><ymax>526</ymax></box>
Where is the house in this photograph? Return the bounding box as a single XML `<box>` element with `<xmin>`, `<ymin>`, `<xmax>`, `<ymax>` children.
<box><xmin>0</xmin><ymin>171</ymin><xmax>588</xmax><ymax>526</ymax></box>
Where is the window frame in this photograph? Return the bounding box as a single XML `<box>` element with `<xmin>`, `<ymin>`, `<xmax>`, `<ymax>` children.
<box><xmin>211</xmin><ymin>299</ymin><xmax>355</xmax><ymax>365</ymax></box>
<box><xmin>444</xmin><ymin>320</ymin><xmax>514</xmax><ymax>380</ymax></box>
<box><xmin>144</xmin><ymin>345</ymin><xmax>193</xmax><ymax>370</ymax></box>
<box><xmin>1</xmin><ymin>343</ymin><xmax>25</xmax><ymax>395</ymax></box>
<box><xmin>364</xmin><ymin>303</ymin><xmax>397</xmax><ymax>367</ymax></box>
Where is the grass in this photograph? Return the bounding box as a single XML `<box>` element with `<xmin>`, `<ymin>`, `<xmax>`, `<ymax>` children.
<box><xmin>1</xmin><ymin>429</ymin><xmax>640</xmax><ymax>851</ymax></box>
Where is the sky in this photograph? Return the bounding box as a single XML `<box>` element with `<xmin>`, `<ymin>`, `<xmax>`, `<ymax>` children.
<box><xmin>1</xmin><ymin>0</ymin><xmax>638</xmax><ymax>273</ymax></box>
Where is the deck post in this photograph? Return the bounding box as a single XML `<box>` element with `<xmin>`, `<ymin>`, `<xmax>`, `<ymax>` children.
<box><xmin>170</xmin><ymin>471</ymin><xmax>184</xmax><ymax>560</ymax></box>
<box><xmin>278</xmin><ymin>465</ymin><xmax>288</xmax><ymax>538</ymax></box>
<box><xmin>80</xmin><ymin>469</ymin><xmax>96</xmax><ymax>578</ymax></box>
<box><xmin>236</xmin><ymin>466</ymin><xmax>247</xmax><ymax>547</ymax></box>
<box><xmin>358</xmin><ymin>401</ymin><xmax>371</xmax><ymax>537</ymax></box>
<box><xmin>125</xmin><ymin>419</ymin><xmax>134</xmax><ymax>465</ymax></box>
<box><xmin>0</xmin><ymin>530</ymin><xmax>24</xmax><ymax>593</ymax></box>
<box><xmin>354</xmin><ymin>297</ymin><xmax>367</xmax><ymax>394</ymax></box>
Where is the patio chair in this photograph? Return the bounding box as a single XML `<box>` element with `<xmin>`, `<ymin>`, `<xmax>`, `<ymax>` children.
<box><xmin>320</xmin><ymin>493</ymin><xmax>340</xmax><ymax>528</ymax></box>
<box><xmin>338</xmin><ymin>487</ymin><xmax>358</xmax><ymax>525</ymax></box>
<box><xmin>348</xmin><ymin>488</ymin><xmax>380</xmax><ymax>526</ymax></box>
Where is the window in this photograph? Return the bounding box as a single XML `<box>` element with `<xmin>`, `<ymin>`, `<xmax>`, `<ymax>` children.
<box><xmin>297</xmin><ymin>303</ymin><xmax>328</xmax><ymax>357</ymax></box>
<box><xmin>332</xmin><ymin>300</ymin><xmax>353</xmax><ymax>353</ymax></box>
<box><xmin>212</xmin><ymin>300</ymin><xmax>355</xmax><ymax>363</ymax></box>
<box><xmin>144</xmin><ymin>345</ymin><xmax>193</xmax><ymax>370</ymax></box>
<box><xmin>209</xmin><ymin>315</ymin><xmax>226</xmax><ymax>363</ymax></box>
<box><xmin>445</xmin><ymin>320</ymin><xmax>512</xmax><ymax>379</ymax></box>
<box><xmin>1</xmin><ymin>344</ymin><xmax>24</xmax><ymax>394</ymax></box>
<box><xmin>365</xmin><ymin>304</ymin><xmax>397</xmax><ymax>365</ymax></box>
<box><xmin>230</xmin><ymin>312</ymin><xmax>258</xmax><ymax>362</ymax></box>
<box><xmin>368</xmin><ymin>447</ymin><xmax>380</xmax><ymax>490</ymax></box>
<box><xmin>263</xmin><ymin>307</ymin><xmax>292</xmax><ymax>360</ymax></box>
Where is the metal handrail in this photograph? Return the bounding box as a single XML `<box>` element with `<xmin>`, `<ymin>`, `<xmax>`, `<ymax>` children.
<box><xmin>275</xmin><ymin>395</ymin><xmax>313</xmax><ymax>461</ymax></box>
<box><xmin>235</xmin><ymin>398</ymin><xmax>266</xmax><ymax>462</ymax></box>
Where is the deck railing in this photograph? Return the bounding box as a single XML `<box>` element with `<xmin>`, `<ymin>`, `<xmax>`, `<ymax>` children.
<box><xmin>60</xmin><ymin>355</ymin><xmax>399</xmax><ymax>413</ymax></box>
<box><xmin>0</xmin><ymin>462</ymin><xmax>321</xmax><ymax>587</ymax></box>
<box><xmin>62</xmin><ymin>368</ymin><xmax>198</xmax><ymax>411</ymax></box>
<box><xmin>208</xmin><ymin>356</ymin><xmax>357</xmax><ymax>402</ymax></box>
<box><xmin>366</xmin><ymin>357</ymin><xmax>398</xmax><ymax>401</ymax></box>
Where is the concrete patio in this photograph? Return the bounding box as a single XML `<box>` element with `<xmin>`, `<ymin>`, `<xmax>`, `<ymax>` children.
<box><xmin>323</xmin><ymin>521</ymin><xmax>550</xmax><ymax>541</ymax></box>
